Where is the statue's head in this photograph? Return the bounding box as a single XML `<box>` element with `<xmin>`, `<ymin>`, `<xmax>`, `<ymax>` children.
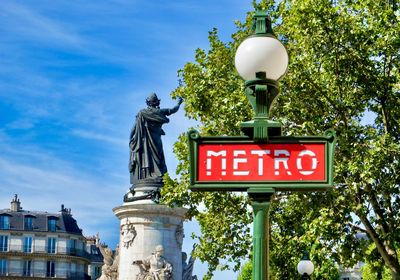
<box><xmin>146</xmin><ymin>93</ymin><xmax>160</xmax><ymax>108</ymax></box>
<box><xmin>121</xmin><ymin>222</ymin><xmax>131</xmax><ymax>233</ymax></box>
<box><xmin>155</xmin><ymin>245</ymin><xmax>164</xmax><ymax>256</ymax></box>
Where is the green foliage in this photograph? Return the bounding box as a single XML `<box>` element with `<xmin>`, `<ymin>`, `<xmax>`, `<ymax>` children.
<box><xmin>237</xmin><ymin>261</ymin><xmax>252</xmax><ymax>280</ymax></box>
<box><xmin>362</xmin><ymin>262</ymin><xmax>392</xmax><ymax>280</ymax></box>
<box><xmin>162</xmin><ymin>0</ymin><xmax>400</xmax><ymax>278</ymax></box>
<box><xmin>361</xmin><ymin>244</ymin><xmax>398</xmax><ymax>280</ymax></box>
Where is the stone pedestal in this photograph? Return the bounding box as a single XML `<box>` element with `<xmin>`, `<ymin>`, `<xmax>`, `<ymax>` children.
<box><xmin>113</xmin><ymin>202</ymin><xmax>187</xmax><ymax>280</ymax></box>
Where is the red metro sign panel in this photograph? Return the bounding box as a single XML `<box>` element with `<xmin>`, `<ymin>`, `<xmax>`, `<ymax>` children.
<box><xmin>188</xmin><ymin>130</ymin><xmax>336</xmax><ymax>191</ymax></box>
<box><xmin>198</xmin><ymin>143</ymin><xmax>325</xmax><ymax>182</ymax></box>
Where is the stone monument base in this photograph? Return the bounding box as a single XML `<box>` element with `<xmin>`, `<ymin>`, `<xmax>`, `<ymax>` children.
<box><xmin>113</xmin><ymin>202</ymin><xmax>187</xmax><ymax>280</ymax></box>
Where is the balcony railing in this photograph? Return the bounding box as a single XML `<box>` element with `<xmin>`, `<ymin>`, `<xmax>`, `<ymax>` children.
<box><xmin>0</xmin><ymin>268</ymin><xmax>89</xmax><ymax>279</ymax></box>
<box><xmin>1</xmin><ymin>245</ymin><xmax>90</xmax><ymax>258</ymax></box>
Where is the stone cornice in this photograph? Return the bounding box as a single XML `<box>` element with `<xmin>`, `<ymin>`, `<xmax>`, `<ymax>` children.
<box><xmin>113</xmin><ymin>203</ymin><xmax>188</xmax><ymax>220</ymax></box>
<box><xmin>0</xmin><ymin>251</ymin><xmax>90</xmax><ymax>263</ymax></box>
<box><xmin>0</xmin><ymin>230</ymin><xmax>84</xmax><ymax>240</ymax></box>
<box><xmin>0</xmin><ymin>276</ymin><xmax>66</xmax><ymax>280</ymax></box>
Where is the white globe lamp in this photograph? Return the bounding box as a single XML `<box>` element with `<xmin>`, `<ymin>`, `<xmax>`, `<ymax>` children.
<box><xmin>297</xmin><ymin>251</ymin><xmax>314</xmax><ymax>279</ymax></box>
<box><xmin>235</xmin><ymin>35</ymin><xmax>289</xmax><ymax>81</ymax></box>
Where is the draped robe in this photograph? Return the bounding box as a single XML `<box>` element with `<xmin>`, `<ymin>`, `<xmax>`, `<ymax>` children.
<box><xmin>129</xmin><ymin>106</ymin><xmax>177</xmax><ymax>184</ymax></box>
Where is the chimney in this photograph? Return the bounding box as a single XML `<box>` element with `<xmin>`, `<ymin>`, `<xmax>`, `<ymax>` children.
<box><xmin>11</xmin><ymin>194</ymin><xmax>21</xmax><ymax>212</ymax></box>
<box><xmin>60</xmin><ymin>204</ymin><xmax>72</xmax><ymax>215</ymax></box>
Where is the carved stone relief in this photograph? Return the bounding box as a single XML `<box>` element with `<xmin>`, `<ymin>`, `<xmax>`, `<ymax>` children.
<box><xmin>121</xmin><ymin>219</ymin><xmax>137</xmax><ymax>248</ymax></box>
<box><xmin>175</xmin><ymin>222</ymin><xmax>184</xmax><ymax>250</ymax></box>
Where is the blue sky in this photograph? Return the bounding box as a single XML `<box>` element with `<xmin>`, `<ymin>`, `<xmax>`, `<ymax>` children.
<box><xmin>0</xmin><ymin>0</ymin><xmax>254</xmax><ymax>278</ymax></box>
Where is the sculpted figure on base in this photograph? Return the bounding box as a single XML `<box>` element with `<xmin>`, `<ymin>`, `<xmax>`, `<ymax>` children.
<box><xmin>133</xmin><ymin>245</ymin><xmax>173</xmax><ymax>280</ymax></box>
<box><xmin>182</xmin><ymin>245</ymin><xmax>197</xmax><ymax>280</ymax></box>
<box><xmin>125</xmin><ymin>93</ymin><xmax>182</xmax><ymax>202</ymax></box>
<box><xmin>96</xmin><ymin>234</ymin><xmax>119</xmax><ymax>280</ymax></box>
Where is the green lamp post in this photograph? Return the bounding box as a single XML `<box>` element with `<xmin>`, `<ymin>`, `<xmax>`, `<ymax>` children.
<box><xmin>187</xmin><ymin>8</ymin><xmax>335</xmax><ymax>280</ymax></box>
<box><xmin>234</xmin><ymin>11</ymin><xmax>289</xmax><ymax>280</ymax></box>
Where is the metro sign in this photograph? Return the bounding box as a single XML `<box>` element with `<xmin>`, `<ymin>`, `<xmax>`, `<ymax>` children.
<box><xmin>188</xmin><ymin>130</ymin><xmax>336</xmax><ymax>191</ymax></box>
<box><xmin>198</xmin><ymin>143</ymin><xmax>325</xmax><ymax>181</ymax></box>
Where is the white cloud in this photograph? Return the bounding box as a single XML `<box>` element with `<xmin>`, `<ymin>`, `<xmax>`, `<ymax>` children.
<box><xmin>0</xmin><ymin>150</ymin><xmax>125</xmax><ymax>242</ymax></box>
<box><xmin>1</xmin><ymin>1</ymin><xmax>85</xmax><ymax>47</ymax></box>
<box><xmin>6</xmin><ymin>118</ymin><xmax>36</xmax><ymax>130</ymax></box>
<box><xmin>71</xmin><ymin>129</ymin><xmax>126</xmax><ymax>147</ymax></box>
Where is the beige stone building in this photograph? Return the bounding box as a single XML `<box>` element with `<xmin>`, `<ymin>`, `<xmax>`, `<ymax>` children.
<box><xmin>0</xmin><ymin>195</ymin><xmax>102</xmax><ymax>279</ymax></box>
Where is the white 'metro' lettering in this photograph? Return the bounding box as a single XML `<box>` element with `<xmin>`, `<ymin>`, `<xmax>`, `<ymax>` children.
<box><xmin>296</xmin><ymin>150</ymin><xmax>317</xmax><ymax>175</ymax></box>
<box><xmin>274</xmin><ymin>150</ymin><xmax>292</xmax><ymax>176</ymax></box>
<box><xmin>233</xmin><ymin>150</ymin><xmax>249</xmax><ymax>176</ymax></box>
<box><xmin>206</xmin><ymin>150</ymin><xmax>227</xmax><ymax>176</ymax></box>
<box><xmin>250</xmin><ymin>150</ymin><xmax>271</xmax><ymax>175</ymax></box>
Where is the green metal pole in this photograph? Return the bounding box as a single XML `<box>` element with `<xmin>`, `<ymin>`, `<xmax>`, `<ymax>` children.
<box><xmin>250</xmin><ymin>192</ymin><xmax>273</xmax><ymax>280</ymax></box>
<box><xmin>251</xmin><ymin>200</ymin><xmax>270</xmax><ymax>280</ymax></box>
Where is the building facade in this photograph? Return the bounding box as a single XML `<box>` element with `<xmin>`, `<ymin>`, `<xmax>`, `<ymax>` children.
<box><xmin>85</xmin><ymin>237</ymin><xmax>103</xmax><ymax>280</ymax></box>
<box><xmin>0</xmin><ymin>195</ymin><xmax>95</xmax><ymax>279</ymax></box>
<box><xmin>339</xmin><ymin>262</ymin><xmax>363</xmax><ymax>280</ymax></box>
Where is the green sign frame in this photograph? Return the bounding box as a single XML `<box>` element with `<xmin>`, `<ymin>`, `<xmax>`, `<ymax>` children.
<box><xmin>188</xmin><ymin>129</ymin><xmax>336</xmax><ymax>191</ymax></box>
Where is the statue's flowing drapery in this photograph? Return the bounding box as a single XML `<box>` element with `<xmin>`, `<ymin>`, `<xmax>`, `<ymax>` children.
<box><xmin>129</xmin><ymin>107</ymin><xmax>174</xmax><ymax>184</ymax></box>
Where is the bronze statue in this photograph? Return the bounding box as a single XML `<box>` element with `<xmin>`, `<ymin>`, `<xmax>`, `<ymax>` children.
<box><xmin>124</xmin><ymin>93</ymin><xmax>183</xmax><ymax>202</ymax></box>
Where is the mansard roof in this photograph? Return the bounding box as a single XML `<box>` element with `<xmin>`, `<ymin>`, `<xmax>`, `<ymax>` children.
<box><xmin>0</xmin><ymin>208</ymin><xmax>83</xmax><ymax>235</ymax></box>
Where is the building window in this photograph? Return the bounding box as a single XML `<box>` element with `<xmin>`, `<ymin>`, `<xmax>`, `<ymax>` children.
<box><xmin>46</xmin><ymin>261</ymin><xmax>55</xmax><ymax>277</ymax></box>
<box><xmin>48</xmin><ymin>217</ymin><xmax>57</xmax><ymax>232</ymax></box>
<box><xmin>92</xmin><ymin>246</ymin><xmax>99</xmax><ymax>255</ymax></box>
<box><xmin>23</xmin><ymin>260</ymin><xmax>32</xmax><ymax>276</ymax></box>
<box><xmin>47</xmin><ymin>237</ymin><xmax>56</xmax><ymax>254</ymax></box>
<box><xmin>24</xmin><ymin>236</ymin><xmax>33</xmax><ymax>253</ymax></box>
<box><xmin>24</xmin><ymin>216</ymin><xmax>34</xmax><ymax>230</ymax></box>
<box><xmin>94</xmin><ymin>266</ymin><xmax>101</xmax><ymax>278</ymax></box>
<box><xmin>0</xmin><ymin>236</ymin><xmax>8</xmax><ymax>252</ymax></box>
<box><xmin>0</xmin><ymin>259</ymin><xmax>7</xmax><ymax>276</ymax></box>
<box><xmin>0</xmin><ymin>215</ymin><xmax>9</xmax><ymax>230</ymax></box>
<box><xmin>69</xmin><ymin>239</ymin><xmax>76</xmax><ymax>254</ymax></box>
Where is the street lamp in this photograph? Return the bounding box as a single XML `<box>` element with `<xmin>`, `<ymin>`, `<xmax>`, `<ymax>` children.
<box><xmin>297</xmin><ymin>251</ymin><xmax>315</xmax><ymax>279</ymax></box>
<box><xmin>235</xmin><ymin>10</ymin><xmax>288</xmax><ymax>141</ymax></box>
<box><xmin>188</xmin><ymin>8</ymin><xmax>336</xmax><ymax>280</ymax></box>
<box><xmin>234</xmin><ymin>10</ymin><xmax>289</xmax><ymax>280</ymax></box>
<box><xmin>188</xmin><ymin>8</ymin><xmax>335</xmax><ymax>280</ymax></box>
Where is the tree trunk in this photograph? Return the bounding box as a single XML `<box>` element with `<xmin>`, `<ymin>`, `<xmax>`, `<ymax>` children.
<box><xmin>356</xmin><ymin>210</ymin><xmax>400</xmax><ymax>280</ymax></box>
<box><xmin>387</xmin><ymin>254</ymin><xmax>400</xmax><ymax>280</ymax></box>
<box><xmin>391</xmin><ymin>269</ymin><xmax>400</xmax><ymax>280</ymax></box>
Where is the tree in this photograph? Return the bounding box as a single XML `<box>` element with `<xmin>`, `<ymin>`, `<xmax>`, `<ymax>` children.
<box><xmin>362</xmin><ymin>264</ymin><xmax>392</xmax><ymax>280</ymax></box>
<box><xmin>162</xmin><ymin>0</ymin><xmax>400</xmax><ymax>279</ymax></box>
<box><xmin>237</xmin><ymin>261</ymin><xmax>252</xmax><ymax>280</ymax></box>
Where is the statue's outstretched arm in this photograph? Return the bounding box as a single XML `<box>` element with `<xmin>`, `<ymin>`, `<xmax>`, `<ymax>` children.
<box><xmin>164</xmin><ymin>97</ymin><xmax>183</xmax><ymax>116</ymax></box>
